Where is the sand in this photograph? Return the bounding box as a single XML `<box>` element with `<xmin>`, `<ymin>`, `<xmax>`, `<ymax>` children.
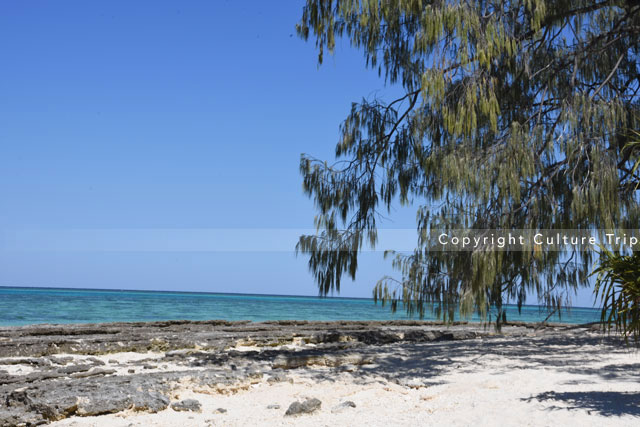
<box><xmin>44</xmin><ymin>329</ymin><xmax>640</xmax><ymax>426</ymax></box>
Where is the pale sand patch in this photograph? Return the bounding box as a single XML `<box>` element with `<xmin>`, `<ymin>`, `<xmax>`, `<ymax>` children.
<box><xmin>232</xmin><ymin>337</ymin><xmax>310</xmax><ymax>352</ymax></box>
<box><xmin>84</xmin><ymin>351</ymin><xmax>165</xmax><ymax>364</ymax></box>
<box><xmin>0</xmin><ymin>352</ymin><xmax>206</xmax><ymax>377</ymax></box>
<box><xmin>49</xmin><ymin>335</ymin><xmax>640</xmax><ymax>427</ymax></box>
<box><xmin>0</xmin><ymin>362</ymin><xmax>37</xmax><ymax>376</ymax></box>
<box><xmin>69</xmin><ymin>352</ymin><xmax>214</xmax><ymax>376</ymax></box>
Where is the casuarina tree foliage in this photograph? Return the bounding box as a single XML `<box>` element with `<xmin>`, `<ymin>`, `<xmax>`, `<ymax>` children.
<box><xmin>296</xmin><ymin>0</ymin><xmax>640</xmax><ymax>322</ymax></box>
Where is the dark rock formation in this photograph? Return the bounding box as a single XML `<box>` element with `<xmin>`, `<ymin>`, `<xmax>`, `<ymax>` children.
<box><xmin>0</xmin><ymin>320</ymin><xmax>484</xmax><ymax>358</ymax></box>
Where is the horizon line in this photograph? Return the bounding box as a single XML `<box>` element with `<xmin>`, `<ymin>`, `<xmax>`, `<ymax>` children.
<box><xmin>0</xmin><ymin>284</ymin><xmax>598</xmax><ymax>311</ymax></box>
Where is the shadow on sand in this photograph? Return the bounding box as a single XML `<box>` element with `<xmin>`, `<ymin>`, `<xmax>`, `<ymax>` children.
<box><xmin>523</xmin><ymin>391</ymin><xmax>640</xmax><ymax>416</ymax></box>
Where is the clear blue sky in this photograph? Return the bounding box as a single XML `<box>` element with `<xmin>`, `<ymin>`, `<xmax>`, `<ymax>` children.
<box><xmin>0</xmin><ymin>0</ymin><xmax>596</xmax><ymax>307</ymax></box>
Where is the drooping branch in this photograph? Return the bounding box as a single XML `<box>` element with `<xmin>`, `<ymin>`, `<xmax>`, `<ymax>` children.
<box><xmin>297</xmin><ymin>0</ymin><xmax>640</xmax><ymax>322</ymax></box>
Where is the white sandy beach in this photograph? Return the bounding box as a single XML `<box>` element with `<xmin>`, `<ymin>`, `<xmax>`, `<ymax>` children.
<box><xmin>45</xmin><ymin>329</ymin><xmax>640</xmax><ymax>427</ymax></box>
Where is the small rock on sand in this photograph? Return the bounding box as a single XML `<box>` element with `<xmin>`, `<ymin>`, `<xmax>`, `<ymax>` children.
<box><xmin>267</xmin><ymin>404</ymin><xmax>280</xmax><ymax>409</ymax></box>
<box><xmin>267</xmin><ymin>373</ymin><xmax>289</xmax><ymax>384</ymax></box>
<box><xmin>285</xmin><ymin>398</ymin><xmax>321</xmax><ymax>416</ymax></box>
<box><xmin>171</xmin><ymin>399</ymin><xmax>202</xmax><ymax>412</ymax></box>
<box><xmin>331</xmin><ymin>401</ymin><xmax>356</xmax><ymax>413</ymax></box>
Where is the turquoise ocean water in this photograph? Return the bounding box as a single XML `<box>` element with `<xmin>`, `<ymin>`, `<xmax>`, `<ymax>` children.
<box><xmin>0</xmin><ymin>286</ymin><xmax>600</xmax><ymax>326</ymax></box>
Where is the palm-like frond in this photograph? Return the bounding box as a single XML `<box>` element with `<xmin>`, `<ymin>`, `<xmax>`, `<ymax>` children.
<box><xmin>593</xmin><ymin>249</ymin><xmax>640</xmax><ymax>344</ymax></box>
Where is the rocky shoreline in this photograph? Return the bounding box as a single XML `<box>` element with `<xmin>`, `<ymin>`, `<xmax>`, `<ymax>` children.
<box><xmin>0</xmin><ymin>320</ymin><xmax>627</xmax><ymax>426</ymax></box>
